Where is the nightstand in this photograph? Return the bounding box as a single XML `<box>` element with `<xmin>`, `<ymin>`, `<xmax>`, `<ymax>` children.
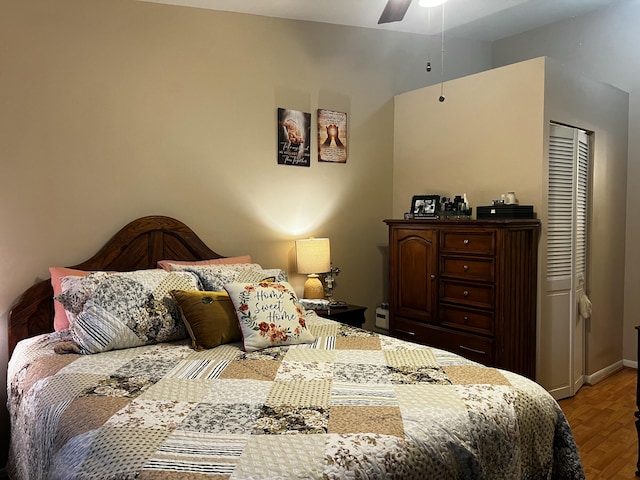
<box><xmin>316</xmin><ymin>304</ymin><xmax>367</xmax><ymax>328</ymax></box>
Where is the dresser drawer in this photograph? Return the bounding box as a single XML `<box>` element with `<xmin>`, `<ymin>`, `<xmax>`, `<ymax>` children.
<box><xmin>423</xmin><ymin>325</ymin><xmax>494</xmax><ymax>365</ymax></box>
<box><xmin>440</xmin><ymin>230</ymin><xmax>496</xmax><ymax>255</ymax></box>
<box><xmin>440</xmin><ymin>255</ymin><xmax>495</xmax><ymax>282</ymax></box>
<box><xmin>440</xmin><ymin>280</ymin><xmax>494</xmax><ymax>309</ymax></box>
<box><xmin>439</xmin><ymin>305</ymin><xmax>494</xmax><ymax>336</ymax></box>
<box><xmin>391</xmin><ymin>315</ymin><xmax>432</xmax><ymax>343</ymax></box>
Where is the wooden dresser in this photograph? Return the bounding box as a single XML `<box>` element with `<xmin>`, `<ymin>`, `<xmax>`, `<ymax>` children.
<box><xmin>385</xmin><ymin>219</ymin><xmax>540</xmax><ymax>379</ymax></box>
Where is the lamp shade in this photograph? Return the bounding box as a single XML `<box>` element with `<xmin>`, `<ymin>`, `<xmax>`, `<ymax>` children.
<box><xmin>296</xmin><ymin>238</ymin><xmax>331</xmax><ymax>274</ymax></box>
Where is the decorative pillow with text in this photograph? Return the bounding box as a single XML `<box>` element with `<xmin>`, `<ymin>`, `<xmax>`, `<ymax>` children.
<box><xmin>224</xmin><ymin>281</ymin><xmax>315</xmax><ymax>352</ymax></box>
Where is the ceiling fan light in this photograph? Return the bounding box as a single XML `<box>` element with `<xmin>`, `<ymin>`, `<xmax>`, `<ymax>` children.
<box><xmin>418</xmin><ymin>0</ymin><xmax>448</xmax><ymax>7</ymax></box>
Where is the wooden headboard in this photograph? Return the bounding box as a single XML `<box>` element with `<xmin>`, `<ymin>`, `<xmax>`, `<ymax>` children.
<box><xmin>8</xmin><ymin>215</ymin><xmax>224</xmax><ymax>356</ymax></box>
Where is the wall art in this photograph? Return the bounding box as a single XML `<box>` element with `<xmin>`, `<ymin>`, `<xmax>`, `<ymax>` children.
<box><xmin>317</xmin><ymin>109</ymin><xmax>347</xmax><ymax>163</ymax></box>
<box><xmin>277</xmin><ymin>108</ymin><xmax>311</xmax><ymax>167</ymax></box>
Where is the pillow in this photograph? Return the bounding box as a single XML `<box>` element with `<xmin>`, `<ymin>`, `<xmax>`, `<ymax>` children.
<box><xmin>224</xmin><ymin>281</ymin><xmax>315</xmax><ymax>352</ymax></box>
<box><xmin>55</xmin><ymin>271</ymin><xmax>110</xmax><ymax>316</ymax></box>
<box><xmin>235</xmin><ymin>269</ymin><xmax>276</xmax><ymax>283</ymax></box>
<box><xmin>170</xmin><ymin>290</ymin><xmax>241</xmax><ymax>350</ymax></box>
<box><xmin>70</xmin><ymin>269</ymin><xmax>199</xmax><ymax>354</ymax></box>
<box><xmin>170</xmin><ymin>264</ymin><xmax>243</xmax><ymax>291</ymax></box>
<box><xmin>256</xmin><ymin>268</ymin><xmax>288</xmax><ymax>282</ymax></box>
<box><xmin>50</xmin><ymin>267</ymin><xmax>90</xmax><ymax>331</ymax></box>
<box><xmin>170</xmin><ymin>263</ymin><xmax>288</xmax><ymax>291</ymax></box>
<box><xmin>157</xmin><ymin>255</ymin><xmax>252</xmax><ymax>271</ymax></box>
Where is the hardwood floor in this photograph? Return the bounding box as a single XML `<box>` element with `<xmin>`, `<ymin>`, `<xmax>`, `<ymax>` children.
<box><xmin>558</xmin><ymin>367</ymin><xmax>638</xmax><ymax>479</ymax></box>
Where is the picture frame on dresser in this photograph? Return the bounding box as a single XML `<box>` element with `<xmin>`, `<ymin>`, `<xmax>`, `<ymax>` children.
<box><xmin>410</xmin><ymin>194</ymin><xmax>440</xmax><ymax>218</ymax></box>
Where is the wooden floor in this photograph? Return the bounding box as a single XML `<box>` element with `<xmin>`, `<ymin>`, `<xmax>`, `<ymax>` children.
<box><xmin>558</xmin><ymin>367</ymin><xmax>638</xmax><ymax>479</ymax></box>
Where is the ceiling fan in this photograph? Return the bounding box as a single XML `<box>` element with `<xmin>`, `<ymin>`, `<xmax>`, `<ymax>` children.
<box><xmin>378</xmin><ymin>0</ymin><xmax>450</xmax><ymax>102</ymax></box>
<box><xmin>378</xmin><ymin>0</ymin><xmax>448</xmax><ymax>24</ymax></box>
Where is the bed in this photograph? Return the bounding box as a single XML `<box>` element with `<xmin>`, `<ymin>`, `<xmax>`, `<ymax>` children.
<box><xmin>6</xmin><ymin>215</ymin><xmax>585</xmax><ymax>479</ymax></box>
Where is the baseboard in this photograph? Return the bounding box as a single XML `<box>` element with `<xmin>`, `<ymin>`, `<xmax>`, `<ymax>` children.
<box><xmin>623</xmin><ymin>359</ymin><xmax>638</xmax><ymax>369</ymax></box>
<box><xmin>548</xmin><ymin>385</ymin><xmax>572</xmax><ymax>401</ymax></box>
<box><xmin>584</xmin><ymin>360</ymin><xmax>625</xmax><ymax>385</ymax></box>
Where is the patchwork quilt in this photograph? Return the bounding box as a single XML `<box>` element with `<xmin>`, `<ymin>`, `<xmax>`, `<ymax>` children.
<box><xmin>7</xmin><ymin>312</ymin><xmax>584</xmax><ymax>480</ymax></box>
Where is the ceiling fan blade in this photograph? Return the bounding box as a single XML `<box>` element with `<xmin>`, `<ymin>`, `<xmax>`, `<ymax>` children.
<box><xmin>378</xmin><ymin>0</ymin><xmax>413</xmax><ymax>24</ymax></box>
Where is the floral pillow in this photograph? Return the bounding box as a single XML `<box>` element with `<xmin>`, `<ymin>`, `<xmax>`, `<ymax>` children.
<box><xmin>55</xmin><ymin>271</ymin><xmax>110</xmax><ymax>316</ymax></box>
<box><xmin>169</xmin><ymin>264</ymin><xmax>243</xmax><ymax>291</ymax></box>
<box><xmin>69</xmin><ymin>269</ymin><xmax>200</xmax><ymax>354</ymax></box>
<box><xmin>224</xmin><ymin>281</ymin><xmax>315</xmax><ymax>352</ymax></box>
<box><xmin>50</xmin><ymin>267</ymin><xmax>92</xmax><ymax>331</ymax></box>
<box><xmin>157</xmin><ymin>255</ymin><xmax>252</xmax><ymax>271</ymax></box>
<box><xmin>169</xmin><ymin>263</ymin><xmax>288</xmax><ymax>291</ymax></box>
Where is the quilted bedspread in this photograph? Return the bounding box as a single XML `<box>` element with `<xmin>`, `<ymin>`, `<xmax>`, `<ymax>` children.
<box><xmin>7</xmin><ymin>312</ymin><xmax>584</xmax><ymax>480</ymax></box>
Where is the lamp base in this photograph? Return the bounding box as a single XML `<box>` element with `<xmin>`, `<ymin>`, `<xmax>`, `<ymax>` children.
<box><xmin>303</xmin><ymin>274</ymin><xmax>324</xmax><ymax>299</ymax></box>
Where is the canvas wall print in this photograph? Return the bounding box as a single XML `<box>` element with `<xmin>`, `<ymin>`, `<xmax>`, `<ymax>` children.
<box><xmin>318</xmin><ymin>109</ymin><xmax>347</xmax><ymax>163</ymax></box>
<box><xmin>277</xmin><ymin>108</ymin><xmax>311</xmax><ymax>167</ymax></box>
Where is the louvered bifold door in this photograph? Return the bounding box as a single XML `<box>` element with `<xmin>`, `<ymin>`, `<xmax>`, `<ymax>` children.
<box><xmin>573</xmin><ymin>129</ymin><xmax>589</xmax><ymax>393</ymax></box>
<box><xmin>575</xmin><ymin>131</ymin><xmax>589</xmax><ymax>289</ymax></box>
<box><xmin>546</xmin><ymin>123</ymin><xmax>590</xmax><ymax>399</ymax></box>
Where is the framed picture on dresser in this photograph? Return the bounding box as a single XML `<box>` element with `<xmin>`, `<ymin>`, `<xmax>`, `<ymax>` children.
<box><xmin>410</xmin><ymin>194</ymin><xmax>440</xmax><ymax>218</ymax></box>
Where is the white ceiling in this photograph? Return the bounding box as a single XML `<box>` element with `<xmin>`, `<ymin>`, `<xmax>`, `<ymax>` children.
<box><xmin>140</xmin><ymin>0</ymin><xmax>620</xmax><ymax>41</ymax></box>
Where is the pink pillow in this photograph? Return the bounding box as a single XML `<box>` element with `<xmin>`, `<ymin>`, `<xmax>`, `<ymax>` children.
<box><xmin>49</xmin><ymin>267</ymin><xmax>90</xmax><ymax>331</ymax></box>
<box><xmin>157</xmin><ymin>255</ymin><xmax>252</xmax><ymax>271</ymax></box>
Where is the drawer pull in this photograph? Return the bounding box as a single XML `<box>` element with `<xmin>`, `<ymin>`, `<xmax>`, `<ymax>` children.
<box><xmin>463</xmin><ymin>239</ymin><xmax>470</xmax><ymax>245</ymax></box>
<box><xmin>430</xmin><ymin>274</ymin><xmax>436</xmax><ymax>280</ymax></box>
<box><xmin>463</xmin><ymin>265</ymin><xmax>469</xmax><ymax>271</ymax></box>
<box><xmin>463</xmin><ymin>290</ymin><xmax>469</xmax><ymax>297</ymax></box>
<box><xmin>463</xmin><ymin>316</ymin><xmax>469</xmax><ymax>322</ymax></box>
<box><xmin>460</xmin><ymin>345</ymin><xmax>486</xmax><ymax>355</ymax></box>
<box><xmin>396</xmin><ymin>329</ymin><xmax>416</xmax><ymax>336</ymax></box>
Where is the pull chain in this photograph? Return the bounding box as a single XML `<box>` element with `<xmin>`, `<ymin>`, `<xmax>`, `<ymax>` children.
<box><xmin>439</xmin><ymin>3</ymin><xmax>445</xmax><ymax>102</ymax></box>
<box><xmin>426</xmin><ymin>9</ymin><xmax>432</xmax><ymax>72</ymax></box>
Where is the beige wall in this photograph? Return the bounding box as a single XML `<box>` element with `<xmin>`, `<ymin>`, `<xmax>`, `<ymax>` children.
<box><xmin>0</xmin><ymin>0</ymin><xmax>493</xmax><ymax>465</ymax></box>
<box><xmin>393</xmin><ymin>59</ymin><xmax>546</xmax><ymax>218</ymax></box>
<box><xmin>542</xmin><ymin>58</ymin><xmax>628</xmax><ymax>380</ymax></box>
<box><xmin>492</xmin><ymin>0</ymin><xmax>640</xmax><ymax>366</ymax></box>
<box><xmin>626</xmin><ymin>90</ymin><xmax>640</xmax><ymax>364</ymax></box>
<box><xmin>393</xmin><ymin>57</ymin><xmax>628</xmax><ymax>392</ymax></box>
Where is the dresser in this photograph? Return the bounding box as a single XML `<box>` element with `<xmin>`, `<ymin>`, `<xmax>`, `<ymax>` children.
<box><xmin>385</xmin><ymin>219</ymin><xmax>540</xmax><ymax>379</ymax></box>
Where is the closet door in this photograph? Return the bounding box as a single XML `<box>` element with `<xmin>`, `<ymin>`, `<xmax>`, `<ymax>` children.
<box><xmin>546</xmin><ymin>122</ymin><xmax>590</xmax><ymax>399</ymax></box>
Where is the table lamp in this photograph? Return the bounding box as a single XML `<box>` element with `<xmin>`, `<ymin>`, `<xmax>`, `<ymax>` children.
<box><xmin>295</xmin><ymin>237</ymin><xmax>330</xmax><ymax>299</ymax></box>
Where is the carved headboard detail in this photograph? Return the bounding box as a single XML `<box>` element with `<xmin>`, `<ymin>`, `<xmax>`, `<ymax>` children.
<box><xmin>8</xmin><ymin>215</ymin><xmax>223</xmax><ymax>355</ymax></box>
